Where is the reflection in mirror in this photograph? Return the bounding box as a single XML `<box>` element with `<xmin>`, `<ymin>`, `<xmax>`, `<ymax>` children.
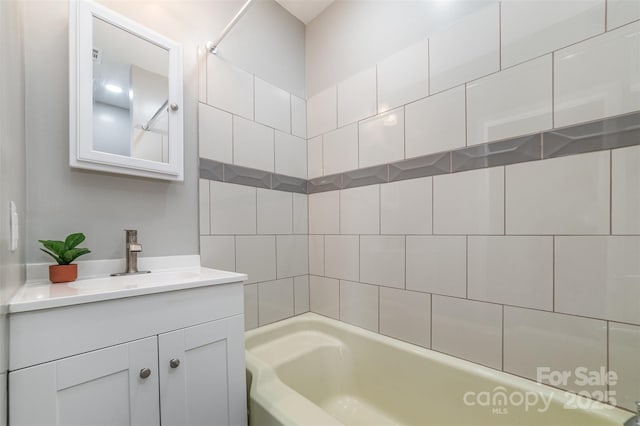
<box><xmin>92</xmin><ymin>17</ymin><xmax>170</xmax><ymax>163</ymax></box>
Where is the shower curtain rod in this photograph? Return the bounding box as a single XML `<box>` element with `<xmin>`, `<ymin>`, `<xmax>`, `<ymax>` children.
<box><xmin>206</xmin><ymin>0</ymin><xmax>255</xmax><ymax>54</ymax></box>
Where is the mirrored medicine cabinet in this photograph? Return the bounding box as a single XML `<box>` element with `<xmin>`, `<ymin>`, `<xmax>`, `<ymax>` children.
<box><xmin>69</xmin><ymin>0</ymin><xmax>184</xmax><ymax>181</ymax></box>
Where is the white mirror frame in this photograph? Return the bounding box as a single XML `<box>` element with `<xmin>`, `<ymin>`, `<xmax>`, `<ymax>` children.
<box><xmin>69</xmin><ymin>0</ymin><xmax>184</xmax><ymax>181</ymax></box>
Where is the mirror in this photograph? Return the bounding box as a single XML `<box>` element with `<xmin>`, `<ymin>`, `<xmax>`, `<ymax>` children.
<box><xmin>70</xmin><ymin>0</ymin><xmax>184</xmax><ymax>181</ymax></box>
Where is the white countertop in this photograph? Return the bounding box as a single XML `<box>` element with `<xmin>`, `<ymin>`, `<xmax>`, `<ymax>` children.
<box><xmin>10</xmin><ymin>267</ymin><xmax>247</xmax><ymax>313</ymax></box>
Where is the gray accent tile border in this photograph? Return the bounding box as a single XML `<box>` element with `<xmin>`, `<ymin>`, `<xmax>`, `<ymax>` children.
<box><xmin>272</xmin><ymin>174</ymin><xmax>307</xmax><ymax>194</ymax></box>
<box><xmin>389</xmin><ymin>152</ymin><xmax>451</xmax><ymax>182</ymax></box>
<box><xmin>199</xmin><ymin>158</ymin><xmax>224</xmax><ymax>182</ymax></box>
<box><xmin>200</xmin><ymin>111</ymin><xmax>640</xmax><ymax>194</ymax></box>
<box><xmin>452</xmin><ymin>134</ymin><xmax>541</xmax><ymax>172</ymax></box>
<box><xmin>224</xmin><ymin>164</ymin><xmax>271</xmax><ymax>189</ymax></box>
<box><xmin>343</xmin><ymin>165</ymin><xmax>388</xmax><ymax>189</ymax></box>
<box><xmin>307</xmin><ymin>174</ymin><xmax>342</xmax><ymax>193</ymax></box>
<box><xmin>543</xmin><ymin>112</ymin><xmax>640</xmax><ymax>159</ymax></box>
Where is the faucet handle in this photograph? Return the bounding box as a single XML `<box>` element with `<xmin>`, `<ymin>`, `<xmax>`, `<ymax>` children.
<box><xmin>128</xmin><ymin>243</ymin><xmax>142</xmax><ymax>252</ymax></box>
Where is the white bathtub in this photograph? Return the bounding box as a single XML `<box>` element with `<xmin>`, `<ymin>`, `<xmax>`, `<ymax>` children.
<box><xmin>245</xmin><ymin>313</ymin><xmax>633</xmax><ymax>426</ymax></box>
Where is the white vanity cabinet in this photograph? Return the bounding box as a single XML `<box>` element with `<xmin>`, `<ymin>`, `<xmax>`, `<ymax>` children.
<box><xmin>7</xmin><ymin>268</ymin><xmax>248</xmax><ymax>426</ymax></box>
<box><xmin>10</xmin><ymin>337</ymin><xmax>161</xmax><ymax>426</ymax></box>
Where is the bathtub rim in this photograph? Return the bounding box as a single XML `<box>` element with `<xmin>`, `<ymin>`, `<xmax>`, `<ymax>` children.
<box><xmin>245</xmin><ymin>312</ymin><xmax>633</xmax><ymax>426</ymax></box>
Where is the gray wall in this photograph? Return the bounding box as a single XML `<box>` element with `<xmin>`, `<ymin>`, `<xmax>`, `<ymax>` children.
<box><xmin>23</xmin><ymin>0</ymin><xmax>305</xmax><ymax>262</ymax></box>
<box><xmin>305</xmin><ymin>0</ymin><xmax>490</xmax><ymax>96</ymax></box>
<box><xmin>0</xmin><ymin>0</ymin><xmax>27</xmax><ymax>424</ymax></box>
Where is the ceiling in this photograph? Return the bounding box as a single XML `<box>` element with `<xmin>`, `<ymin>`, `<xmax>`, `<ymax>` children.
<box><xmin>274</xmin><ymin>0</ymin><xmax>335</xmax><ymax>25</ymax></box>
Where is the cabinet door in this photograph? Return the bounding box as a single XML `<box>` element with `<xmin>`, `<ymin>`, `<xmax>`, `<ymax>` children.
<box><xmin>10</xmin><ymin>337</ymin><xmax>159</xmax><ymax>426</ymax></box>
<box><xmin>159</xmin><ymin>315</ymin><xmax>246</xmax><ymax>426</ymax></box>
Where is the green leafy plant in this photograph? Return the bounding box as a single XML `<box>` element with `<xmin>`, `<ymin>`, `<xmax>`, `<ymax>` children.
<box><xmin>39</xmin><ymin>233</ymin><xmax>91</xmax><ymax>265</ymax></box>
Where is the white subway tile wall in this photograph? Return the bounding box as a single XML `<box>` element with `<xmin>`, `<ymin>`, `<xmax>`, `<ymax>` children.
<box><xmin>429</xmin><ymin>2</ymin><xmax>500</xmax><ymax>94</ymax></box>
<box><xmin>258</xmin><ymin>278</ymin><xmax>294</xmax><ymax>326</ymax></box>
<box><xmin>555</xmin><ymin>236</ymin><xmax>640</xmax><ymax>325</ymax></box>
<box><xmin>380</xmin><ymin>177</ymin><xmax>432</xmax><ymax>234</ymax></box>
<box><xmin>377</xmin><ymin>39</ymin><xmax>429</xmax><ymax>113</ymax></box>
<box><xmin>358</xmin><ymin>108</ymin><xmax>405</xmax><ymax>168</ymax></box>
<box><xmin>232</xmin><ymin>116</ymin><xmax>274</xmax><ymax>172</ymax></box>
<box><xmin>339</xmin><ymin>281</ymin><xmax>379</xmax><ymax>332</ymax></box>
<box><xmin>257</xmin><ymin>188</ymin><xmax>292</xmax><ymax>235</ymax></box>
<box><xmin>433</xmin><ymin>167</ymin><xmax>504</xmax><ymax>235</ymax></box>
<box><xmin>200</xmin><ymin>54</ymin><xmax>311</xmax><ymax>329</ymax></box>
<box><xmin>405</xmin><ymin>236</ymin><xmax>466</xmax><ymax>297</ymax></box>
<box><xmin>307</xmin><ymin>136</ymin><xmax>323</xmax><ymax>179</ymax></box>
<box><xmin>275</xmin><ymin>131</ymin><xmax>307</xmax><ymax>179</ymax></box>
<box><xmin>612</xmin><ymin>145</ymin><xmax>640</xmax><ymax>234</ymax></box>
<box><xmin>254</xmin><ymin>77</ymin><xmax>291</xmax><ymax>133</ymax></box>
<box><xmin>305</xmin><ymin>143</ymin><xmax>640</xmax><ymax>407</ymax></box>
<box><xmin>503</xmin><ymin>308</ymin><xmax>607</xmax><ymax>395</ymax></box>
<box><xmin>322</xmin><ymin>124</ymin><xmax>358</xmax><ymax>175</ymax></box>
<box><xmin>294</xmin><ymin>276</ymin><xmax>311</xmax><ymax>315</ymax></box>
<box><xmin>199</xmin><ymin>179</ymin><xmax>210</xmax><ymax>235</ymax></box>
<box><xmin>198</xmin><ymin>103</ymin><xmax>232</xmax><ymax>163</ymax></box>
<box><xmin>607</xmin><ymin>0</ymin><xmax>640</xmax><ymax>30</ymax></box>
<box><xmin>324</xmin><ymin>235</ymin><xmax>359</xmax><ymax>282</ymax></box>
<box><xmin>307</xmin><ymin>86</ymin><xmax>337</xmax><ymax>138</ymax></box>
<box><xmin>467</xmin><ymin>236</ymin><xmax>553</xmax><ymax>310</ymax></box>
<box><xmin>432</xmin><ymin>296</ymin><xmax>502</xmax><ymax>370</ymax></box>
<box><xmin>501</xmin><ymin>0</ymin><xmax>604</xmax><ymax>69</ymax></box>
<box><xmin>310</xmin><ymin>276</ymin><xmax>339</xmax><ymax>319</ymax></box>
<box><xmin>340</xmin><ymin>185</ymin><xmax>379</xmax><ymax>235</ymax></box>
<box><xmin>209</xmin><ymin>181</ymin><xmax>256</xmax><ymax>235</ymax></box>
<box><xmin>291</xmin><ymin>95</ymin><xmax>307</xmax><ymax>138</ymax></box>
<box><xmin>206</xmin><ymin>54</ymin><xmax>253</xmax><ymax>120</ymax></box>
<box><xmin>202</xmin><ymin>181</ymin><xmax>309</xmax><ymax>328</ymax></box>
<box><xmin>337</xmin><ymin>67</ymin><xmax>377</xmax><ymax>127</ymax></box>
<box><xmin>243</xmin><ymin>284</ymin><xmax>258</xmax><ymax>330</ymax></box>
<box><xmin>306</xmin><ymin>2</ymin><xmax>640</xmax><ymax>179</ymax></box>
<box><xmin>505</xmin><ymin>151</ymin><xmax>610</xmax><ymax>235</ymax></box>
<box><xmin>466</xmin><ymin>55</ymin><xmax>553</xmax><ymax>145</ymax></box>
<box><xmin>359</xmin><ymin>235</ymin><xmax>405</xmax><ymax>288</ymax></box>
<box><xmin>200</xmin><ymin>1</ymin><xmax>640</xmax><ymax>410</ymax></box>
<box><xmin>379</xmin><ymin>288</ymin><xmax>431</xmax><ymax>347</ymax></box>
<box><xmin>554</xmin><ymin>21</ymin><xmax>640</xmax><ymax>128</ymax></box>
<box><xmin>405</xmin><ymin>85</ymin><xmax>466</xmax><ymax>158</ymax></box>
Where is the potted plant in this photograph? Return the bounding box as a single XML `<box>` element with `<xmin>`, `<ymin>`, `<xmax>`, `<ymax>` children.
<box><xmin>39</xmin><ymin>233</ymin><xmax>91</xmax><ymax>283</ymax></box>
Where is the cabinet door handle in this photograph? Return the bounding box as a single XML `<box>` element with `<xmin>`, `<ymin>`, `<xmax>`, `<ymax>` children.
<box><xmin>139</xmin><ymin>368</ymin><xmax>152</xmax><ymax>379</ymax></box>
<box><xmin>169</xmin><ymin>358</ymin><xmax>181</xmax><ymax>368</ymax></box>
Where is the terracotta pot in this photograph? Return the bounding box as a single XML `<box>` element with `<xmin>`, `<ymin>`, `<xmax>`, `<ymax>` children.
<box><xmin>49</xmin><ymin>264</ymin><xmax>78</xmax><ymax>284</ymax></box>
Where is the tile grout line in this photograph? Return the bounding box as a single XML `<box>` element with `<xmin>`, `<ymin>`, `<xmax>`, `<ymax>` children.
<box><xmin>552</xmin><ymin>235</ymin><xmax>555</xmax><ymax>312</ymax></box>
<box><xmin>606</xmin><ymin>320</ymin><xmax>610</xmax><ymax>402</ymax></box>
<box><xmin>610</xmin><ymin>150</ymin><xmax>613</xmax><ymax>235</ymax></box>
<box><xmin>429</xmin><ymin>294</ymin><xmax>433</xmax><ymax>349</ymax></box>
<box><xmin>501</xmin><ymin>305</ymin><xmax>505</xmax><ymax>371</ymax></box>
<box><xmin>404</xmin><ymin>235</ymin><xmax>407</xmax><ymax>290</ymax></box>
<box><xmin>551</xmin><ymin>53</ymin><xmax>555</xmax><ymax>129</ymax></box>
<box><xmin>503</xmin><ymin>166</ymin><xmax>506</xmax><ymax>235</ymax></box>
<box><xmin>464</xmin><ymin>83</ymin><xmax>468</xmax><ymax>147</ymax></box>
<box><xmin>465</xmin><ymin>235</ymin><xmax>469</xmax><ymax>298</ymax></box>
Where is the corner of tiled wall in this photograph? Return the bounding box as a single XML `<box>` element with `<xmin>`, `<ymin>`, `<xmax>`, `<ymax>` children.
<box><xmin>197</xmin><ymin>50</ymin><xmax>310</xmax><ymax>331</ymax></box>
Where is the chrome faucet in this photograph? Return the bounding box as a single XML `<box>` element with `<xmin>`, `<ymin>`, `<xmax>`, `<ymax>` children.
<box><xmin>111</xmin><ymin>229</ymin><xmax>150</xmax><ymax>276</ymax></box>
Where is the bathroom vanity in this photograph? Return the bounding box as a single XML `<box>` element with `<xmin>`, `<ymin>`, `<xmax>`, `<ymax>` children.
<box><xmin>7</xmin><ymin>267</ymin><xmax>247</xmax><ymax>426</ymax></box>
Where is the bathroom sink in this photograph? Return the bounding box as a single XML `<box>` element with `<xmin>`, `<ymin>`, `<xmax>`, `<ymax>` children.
<box><xmin>68</xmin><ymin>269</ymin><xmax>203</xmax><ymax>291</ymax></box>
<box><xmin>9</xmin><ymin>267</ymin><xmax>247</xmax><ymax>313</ymax></box>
